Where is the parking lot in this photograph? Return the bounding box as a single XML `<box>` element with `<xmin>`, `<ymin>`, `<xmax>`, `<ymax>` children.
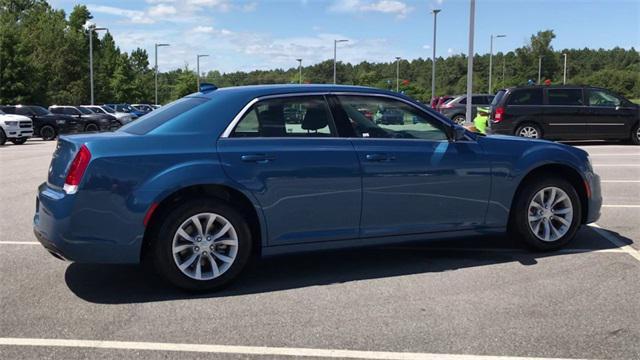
<box><xmin>0</xmin><ymin>139</ymin><xmax>639</xmax><ymax>360</ymax></box>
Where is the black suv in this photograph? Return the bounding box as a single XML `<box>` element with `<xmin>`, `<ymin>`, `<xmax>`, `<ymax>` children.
<box><xmin>48</xmin><ymin>106</ymin><xmax>117</xmax><ymax>132</ymax></box>
<box><xmin>489</xmin><ymin>85</ymin><xmax>640</xmax><ymax>144</ymax></box>
<box><xmin>0</xmin><ymin>105</ymin><xmax>82</xmax><ymax>140</ymax></box>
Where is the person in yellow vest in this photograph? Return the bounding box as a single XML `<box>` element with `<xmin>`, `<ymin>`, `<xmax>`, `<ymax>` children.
<box><xmin>473</xmin><ymin>106</ymin><xmax>490</xmax><ymax>134</ymax></box>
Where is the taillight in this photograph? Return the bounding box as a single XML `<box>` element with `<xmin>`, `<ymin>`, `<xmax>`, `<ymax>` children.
<box><xmin>63</xmin><ymin>145</ymin><xmax>91</xmax><ymax>194</ymax></box>
<box><xmin>494</xmin><ymin>106</ymin><xmax>505</xmax><ymax>122</ymax></box>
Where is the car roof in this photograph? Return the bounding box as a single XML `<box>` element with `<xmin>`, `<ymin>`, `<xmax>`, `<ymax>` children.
<box><xmin>504</xmin><ymin>85</ymin><xmax>600</xmax><ymax>91</ymax></box>
<box><xmin>193</xmin><ymin>84</ymin><xmax>402</xmax><ymax>100</ymax></box>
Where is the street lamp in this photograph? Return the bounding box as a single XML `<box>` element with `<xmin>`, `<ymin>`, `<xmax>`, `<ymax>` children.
<box><xmin>296</xmin><ymin>58</ymin><xmax>303</xmax><ymax>84</ymax></box>
<box><xmin>84</xmin><ymin>22</ymin><xmax>108</xmax><ymax>105</ymax></box>
<box><xmin>465</xmin><ymin>1</ymin><xmax>475</xmax><ymax>124</ymax></box>
<box><xmin>537</xmin><ymin>55</ymin><xmax>543</xmax><ymax>84</ymax></box>
<box><xmin>333</xmin><ymin>39</ymin><xmax>348</xmax><ymax>84</ymax></box>
<box><xmin>431</xmin><ymin>9</ymin><xmax>441</xmax><ymax>101</ymax></box>
<box><xmin>154</xmin><ymin>43</ymin><xmax>170</xmax><ymax>105</ymax></box>
<box><xmin>196</xmin><ymin>54</ymin><xmax>209</xmax><ymax>91</ymax></box>
<box><xmin>488</xmin><ymin>34</ymin><xmax>506</xmax><ymax>94</ymax></box>
<box><xmin>395</xmin><ymin>57</ymin><xmax>401</xmax><ymax>92</ymax></box>
<box><xmin>562</xmin><ymin>53</ymin><xmax>568</xmax><ymax>85</ymax></box>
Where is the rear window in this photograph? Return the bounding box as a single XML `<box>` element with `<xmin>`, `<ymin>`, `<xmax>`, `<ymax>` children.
<box><xmin>119</xmin><ymin>97</ymin><xmax>208</xmax><ymax>135</ymax></box>
<box><xmin>491</xmin><ymin>90</ymin><xmax>506</xmax><ymax>106</ymax></box>
<box><xmin>547</xmin><ymin>89</ymin><xmax>583</xmax><ymax>106</ymax></box>
<box><xmin>507</xmin><ymin>89</ymin><xmax>543</xmax><ymax>105</ymax></box>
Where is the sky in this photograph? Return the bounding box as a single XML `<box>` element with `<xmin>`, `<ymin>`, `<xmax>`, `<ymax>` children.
<box><xmin>49</xmin><ymin>0</ymin><xmax>640</xmax><ymax>73</ymax></box>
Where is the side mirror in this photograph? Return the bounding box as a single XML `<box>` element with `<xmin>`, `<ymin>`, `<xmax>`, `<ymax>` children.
<box><xmin>451</xmin><ymin>125</ymin><xmax>467</xmax><ymax>142</ymax></box>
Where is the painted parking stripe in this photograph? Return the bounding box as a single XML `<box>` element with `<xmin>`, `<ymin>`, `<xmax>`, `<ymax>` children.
<box><xmin>0</xmin><ymin>241</ymin><xmax>40</xmax><ymax>245</ymax></box>
<box><xmin>0</xmin><ymin>337</ymin><xmax>593</xmax><ymax>360</ymax></box>
<box><xmin>601</xmin><ymin>180</ymin><xmax>640</xmax><ymax>183</ymax></box>
<box><xmin>592</xmin><ymin>164</ymin><xmax>640</xmax><ymax>167</ymax></box>
<box><xmin>602</xmin><ymin>205</ymin><xmax>640</xmax><ymax>208</ymax></box>
<box><xmin>590</xmin><ymin>224</ymin><xmax>640</xmax><ymax>263</ymax></box>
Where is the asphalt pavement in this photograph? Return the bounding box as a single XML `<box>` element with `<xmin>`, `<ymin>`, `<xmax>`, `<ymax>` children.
<box><xmin>0</xmin><ymin>139</ymin><xmax>639</xmax><ymax>360</ymax></box>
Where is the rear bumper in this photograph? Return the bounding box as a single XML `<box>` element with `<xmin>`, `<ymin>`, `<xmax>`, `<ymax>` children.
<box><xmin>487</xmin><ymin>121</ymin><xmax>515</xmax><ymax>135</ymax></box>
<box><xmin>33</xmin><ymin>182</ymin><xmax>142</xmax><ymax>263</ymax></box>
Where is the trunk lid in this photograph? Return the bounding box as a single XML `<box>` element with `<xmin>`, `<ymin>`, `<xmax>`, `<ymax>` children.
<box><xmin>47</xmin><ymin>137</ymin><xmax>82</xmax><ymax>189</ymax></box>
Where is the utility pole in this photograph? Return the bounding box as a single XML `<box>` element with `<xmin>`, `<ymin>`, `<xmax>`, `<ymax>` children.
<box><xmin>537</xmin><ymin>56</ymin><xmax>543</xmax><ymax>84</ymax></box>
<box><xmin>333</xmin><ymin>39</ymin><xmax>348</xmax><ymax>84</ymax></box>
<box><xmin>563</xmin><ymin>53</ymin><xmax>568</xmax><ymax>85</ymax></box>
<box><xmin>154</xmin><ymin>43</ymin><xmax>170</xmax><ymax>105</ymax></box>
<box><xmin>395</xmin><ymin>57</ymin><xmax>401</xmax><ymax>92</ymax></box>
<box><xmin>296</xmin><ymin>58</ymin><xmax>303</xmax><ymax>84</ymax></box>
<box><xmin>196</xmin><ymin>54</ymin><xmax>209</xmax><ymax>91</ymax></box>
<box><xmin>465</xmin><ymin>0</ymin><xmax>475</xmax><ymax>125</ymax></box>
<box><xmin>85</xmin><ymin>22</ymin><xmax>108</xmax><ymax>105</ymax></box>
<box><xmin>431</xmin><ymin>9</ymin><xmax>441</xmax><ymax>101</ymax></box>
<box><xmin>488</xmin><ymin>34</ymin><xmax>506</xmax><ymax>94</ymax></box>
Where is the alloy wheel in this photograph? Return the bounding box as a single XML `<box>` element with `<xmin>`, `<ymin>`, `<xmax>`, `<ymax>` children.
<box><xmin>527</xmin><ymin>187</ymin><xmax>573</xmax><ymax>242</ymax></box>
<box><xmin>518</xmin><ymin>126</ymin><xmax>540</xmax><ymax>138</ymax></box>
<box><xmin>172</xmin><ymin>212</ymin><xmax>239</xmax><ymax>281</ymax></box>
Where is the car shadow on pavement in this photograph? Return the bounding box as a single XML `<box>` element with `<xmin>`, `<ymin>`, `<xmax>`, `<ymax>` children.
<box><xmin>64</xmin><ymin>226</ymin><xmax>634</xmax><ymax>304</ymax></box>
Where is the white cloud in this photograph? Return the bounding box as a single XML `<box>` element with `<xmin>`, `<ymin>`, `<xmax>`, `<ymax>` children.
<box><xmin>329</xmin><ymin>0</ymin><xmax>411</xmax><ymax>18</ymax></box>
<box><xmin>193</xmin><ymin>25</ymin><xmax>215</xmax><ymax>33</ymax></box>
<box><xmin>242</xmin><ymin>2</ymin><xmax>257</xmax><ymax>12</ymax></box>
<box><xmin>422</xmin><ymin>44</ymin><xmax>431</xmax><ymax>50</ymax></box>
<box><xmin>148</xmin><ymin>4</ymin><xmax>177</xmax><ymax>17</ymax></box>
<box><xmin>88</xmin><ymin>5</ymin><xmax>154</xmax><ymax>24</ymax></box>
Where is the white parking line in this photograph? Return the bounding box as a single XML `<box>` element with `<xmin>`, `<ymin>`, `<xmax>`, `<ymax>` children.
<box><xmin>592</xmin><ymin>164</ymin><xmax>640</xmax><ymax>167</ymax></box>
<box><xmin>602</xmin><ymin>205</ymin><xmax>640</xmax><ymax>208</ymax></box>
<box><xmin>601</xmin><ymin>180</ymin><xmax>640</xmax><ymax>183</ymax></box>
<box><xmin>590</xmin><ymin>224</ymin><xmax>640</xmax><ymax>263</ymax></box>
<box><xmin>0</xmin><ymin>337</ymin><xmax>593</xmax><ymax>360</ymax></box>
<box><xmin>0</xmin><ymin>241</ymin><xmax>39</xmax><ymax>245</ymax></box>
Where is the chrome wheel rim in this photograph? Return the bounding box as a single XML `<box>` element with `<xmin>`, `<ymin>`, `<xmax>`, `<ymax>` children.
<box><xmin>41</xmin><ymin>126</ymin><xmax>54</xmax><ymax>140</ymax></box>
<box><xmin>454</xmin><ymin>116</ymin><xmax>465</xmax><ymax>125</ymax></box>
<box><xmin>172</xmin><ymin>212</ymin><xmax>239</xmax><ymax>281</ymax></box>
<box><xmin>636</xmin><ymin>127</ymin><xmax>640</xmax><ymax>141</ymax></box>
<box><xmin>518</xmin><ymin>126</ymin><xmax>539</xmax><ymax>138</ymax></box>
<box><xmin>527</xmin><ymin>187</ymin><xmax>573</xmax><ymax>242</ymax></box>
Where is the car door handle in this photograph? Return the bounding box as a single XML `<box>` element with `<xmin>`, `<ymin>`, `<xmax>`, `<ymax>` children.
<box><xmin>365</xmin><ymin>153</ymin><xmax>395</xmax><ymax>162</ymax></box>
<box><xmin>241</xmin><ymin>154</ymin><xmax>274</xmax><ymax>163</ymax></box>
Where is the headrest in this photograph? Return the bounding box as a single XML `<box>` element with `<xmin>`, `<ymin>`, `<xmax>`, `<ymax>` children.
<box><xmin>259</xmin><ymin>107</ymin><xmax>286</xmax><ymax>137</ymax></box>
<box><xmin>301</xmin><ymin>106</ymin><xmax>328</xmax><ymax>131</ymax></box>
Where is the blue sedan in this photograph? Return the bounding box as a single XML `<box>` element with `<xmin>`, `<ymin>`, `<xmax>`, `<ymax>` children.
<box><xmin>34</xmin><ymin>85</ymin><xmax>602</xmax><ymax>291</ymax></box>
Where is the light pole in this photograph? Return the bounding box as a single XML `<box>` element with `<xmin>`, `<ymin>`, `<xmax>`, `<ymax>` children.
<box><xmin>502</xmin><ymin>57</ymin><xmax>506</xmax><ymax>85</ymax></box>
<box><xmin>333</xmin><ymin>39</ymin><xmax>348</xmax><ymax>84</ymax></box>
<box><xmin>296</xmin><ymin>58</ymin><xmax>302</xmax><ymax>84</ymax></box>
<box><xmin>488</xmin><ymin>34</ymin><xmax>506</xmax><ymax>94</ymax></box>
<box><xmin>85</xmin><ymin>22</ymin><xmax>108</xmax><ymax>105</ymax></box>
<box><xmin>537</xmin><ymin>55</ymin><xmax>543</xmax><ymax>84</ymax></box>
<box><xmin>196</xmin><ymin>54</ymin><xmax>209</xmax><ymax>91</ymax></box>
<box><xmin>395</xmin><ymin>57</ymin><xmax>401</xmax><ymax>92</ymax></box>
<box><xmin>563</xmin><ymin>53</ymin><xmax>567</xmax><ymax>84</ymax></box>
<box><xmin>431</xmin><ymin>9</ymin><xmax>441</xmax><ymax>101</ymax></box>
<box><xmin>154</xmin><ymin>43</ymin><xmax>170</xmax><ymax>105</ymax></box>
<box><xmin>465</xmin><ymin>0</ymin><xmax>475</xmax><ymax>125</ymax></box>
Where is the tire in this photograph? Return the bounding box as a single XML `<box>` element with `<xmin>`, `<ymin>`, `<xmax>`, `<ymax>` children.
<box><xmin>0</xmin><ymin>129</ymin><xmax>6</xmax><ymax>146</ymax></box>
<box><xmin>10</xmin><ymin>137</ymin><xmax>28</xmax><ymax>145</ymax></box>
<box><xmin>630</xmin><ymin>122</ymin><xmax>640</xmax><ymax>145</ymax></box>
<box><xmin>509</xmin><ymin>176</ymin><xmax>582</xmax><ymax>251</ymax></box>
<box><xmin>150</xmin><ymin>198</ymin><xmax>253</xmax><ymax>291</ymax></box>
<box><xmin>515</xmin><ymin>123</ymin><xmax>543</xmax><ymax>139</ymax></box>
<box><xmin>85</xmin><ymin>123</ymin><xmax>99</xmax><ymax>132</ymax></box>
<box><xmin>452</xmin><ymin>114</ymin><xmax>466</xmax><ymax>126</ymax></box>
<box><xmin>40</xmin><ymin>125</ymin><xmax>57</xmax><ymax>141</ymax></box>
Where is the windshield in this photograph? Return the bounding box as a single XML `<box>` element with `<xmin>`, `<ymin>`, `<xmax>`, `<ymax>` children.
<box><xmin>31</xmin><ymin>106</ymin><xmax>50</xmax><ymax>116</ymax></box>
<box><xmin>102</xmin><ymin>106</ymin><xmax>115</xmax><ymax>114</ymax></box>
<box><xmin>0</xmin><ymin>109</ymin><xmax>5</xmax><ymax>115</ymax></box>
<box><xmin>78</xmin><ymin>106</ymin><xmax>94</xmax><ymax>115</ymax></box>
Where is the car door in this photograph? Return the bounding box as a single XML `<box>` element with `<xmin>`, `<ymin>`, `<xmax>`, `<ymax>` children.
<box><xmin>333</xmin><ymin>94</ymin><xmax>491</xmax><ymax>237</ymax></box>
<box><xmin>543</xmin><ymin>88</ymin><xmax>588</xmax><ymax>139</ymax></box>
<box><xmin>585</xmin><ymin>88</ymin><xmax>635</xmax><ymax>139</ymax></box>
<box><xmin>217</xmin><ymin>95</ymin><xmax>362</xmax><ymax>246</ymax></box>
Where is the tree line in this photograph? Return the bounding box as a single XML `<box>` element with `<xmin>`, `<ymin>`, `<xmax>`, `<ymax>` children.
<box><xmin>1</xmin><ymin>0</ymin><xmax>639</xmax><ymax>107</ymax></box>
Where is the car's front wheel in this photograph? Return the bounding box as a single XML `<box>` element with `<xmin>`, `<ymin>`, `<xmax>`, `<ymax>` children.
<box><xmin>40</xmin><ymin>125</ymin><xmax>57</xmax><ymax>141</ymax></box>
<box><xmin>630</xmin><ymin>122</ymin><xmax>640</xmax><ymax>145</ymax></box>
<box><xmin>85</xmin><ymin>123</ymin><xmax>99</xmax><ymax>132</ymax></box>
<box><xmin>150</xmin><ymin>198</ymin><xmax>253</xmax><ymax>291</ymax></box>
<box><xmin>0</xmin><ymin>129</ymin><xmax>6</xmax><ymax>145</ymax></box>
<box><xmin>510</xmin><ymin>177</ymin><xmax>582</xmax><ymax>251</ymax></box>
<box><xmin>515</xmin><ymin>124</ymin><xmax>542</xmax><ymax>139</ymax></box>
<box><xmin>10</xmin><ymin>137</ymin><xmax>28</xmax><ymax>145</ymax></box>
<box><xmin>452</xmin><ymin>114</ymin><xmax>466</xmax><ymax>126</ymax></box>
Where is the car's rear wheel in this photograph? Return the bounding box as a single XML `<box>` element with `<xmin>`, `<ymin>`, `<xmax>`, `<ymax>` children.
<box><xmin>85</xmin><ymin>123</ymin><xmax>99</xmax><ymax>132</ymax></box>
<box><xmin>150</xmin><ymin>198</ymin><xmax>252</xmax><ymax>291</ymax></box>
<box><xmin>0</xmin><ymin>129</ymin><xmax>6</xmax><ymax>145</ymax></box>
<box><xmin>452</xmin><ymin>114</ymin><xmax>466</xmax><ymax>125</ymax></box>
<box><xmin>40</xmin><ymin>125</ymin><xmax>57</xmax><ymax>141</ymax></box>
<box><xmin>10</xmin><ymin>137</ymin><xmax>28</xmax><ymax>145</ymax></box>
<box><xmin>509</xmin><ymin>177</ymin><xmax>581</xmax><ymax>251</ymax></box>
<box><xmin>630</xmin><ymin>122</ymin><xmax>640</xmax><ymax>145</ymax></box>
<box><xmin>516</xmin><ymin>124</ymin><xmax>542</xmax><ymax>139</ymax></box>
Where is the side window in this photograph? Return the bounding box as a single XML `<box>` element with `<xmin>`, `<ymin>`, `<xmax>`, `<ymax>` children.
<box><xmin>337</xmin><ymin>95</ymin><xmax>449</xmax><ymax>141</ymax></box>
<box><xmin>458</xmin><ymin>97</ymin><xmax>467</xmax><ymax>104</ymax></box>
<box><xmin>16</xmin><ymin>107</ymin><xmax>31</xmax><ymax>116</ymax></box>
<box><xmin>507</xmin><ymin>89</ymin><xmax>543</xmax><ymax>105</ymax></box>
<box><xmin>472</xmin><ymin>95</ymin><xmax>488</xmax><ymax>105</ymax></box>
<box><xmin>587</xmin><ymin>89</ymin><xmax>621</xmax><ymax>107</ymax></box>
<box><xmin>547</xmin><ymin>89</ymin><xmax>583</xmax><ymax>106</ymax></box>
<box><xmin>50</xmin><ymin>108</ymin><xmax>62</xmax><ymax>114</ymax></box>
<box><xmin>231</xmin><ymin>96</ymin><xmax>336</xmax><ymax>137</ymax></box>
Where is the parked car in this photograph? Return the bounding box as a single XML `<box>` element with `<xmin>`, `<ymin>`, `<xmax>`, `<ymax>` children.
<box><xmin>34</xmin><ymin>84</ymin><xmax>602</xmax><ymax>291</ymax></box>
<box><xmin>489</xmin><ymin>85</ymin><xmax>640</xmax><ymax>144</ymax></box>
<box><xmin>439</xmin><ymin>94</ymin><xmax>494</xmax><ymax>125</ymax></box>
<box><xmin>82</xmin><ymin>105</ymin><xmax>134</xmax><ymax>126</ymax></box>
<box><xmin>374</xmin><ymin>107</ymin><xmax>404</xmax><ymax>124</ymax></box>
<box><xmin>435</xmin><ymin>96</ymin><xmax>455</xmax><ymax>111</ymax></box>
<box><xmin>0</xmin><ymin>108</ymin><xmax>32</xmax><ymax>145</ymax></box>
<box><xmin>0</xmin><ymin>105</ymin><xmax>82</xmax><ymax>140</ymax></box>
<box><xmin>48</xmin><ymin>106</ymin><xmax>113</xmax><ymax>132</ymax></box>
<box><xmin>131</xmin><ymin>104</ymin><xmax>154</xmax><ymax>113</ymax></box>
<box><xmin>105</xmin><ymin>103</ymin><xmax>146</xmax><ymax>118</ymax></box>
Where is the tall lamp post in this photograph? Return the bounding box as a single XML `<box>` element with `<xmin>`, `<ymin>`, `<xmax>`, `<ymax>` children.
<box><xmin>154</xmin><ymin>43</ymin><xmax>170</xmax><ymax>105</ymax></box>
<box><xmin>296</xmin><ymin>58</ymin><xmax>303</xmax><ymax>84</ymax></box>
<box><xmin>85</xmin><ymin>22</ymin><xmax>108</xmax><ymax>105</ymax></box>
<box><xmin>562</xmin><ymin>53</ymin><xmax>568</xmax><ymax>84</ymax></box>
<box><xmin>196</xmin><ymin>54</ymin><xmax>209</xmax><ymax>91</ymax></box>
<box><xmin>537</xmin><ymin>55</ymin><xmax>543</xmax><ymax>84</ymax></box>
<box><xmin>465</xmin><ymin>0</ymin><xmax>475</xmax><ymax>124</ymax></box>
<box><xmin>431</xmin><ymin>9</ymin><xmax>441</xmax><ymax>101</ymax></box>
<box><xmin>333</xmin><ymin>39</ymin><xmax>348</xmax><ymax>84</ymax></box>
<box><xmin>488</xmin><ymin>34</ymin><xmax>506</xmax><ymax>94</ymax></box>
<box><xmin>395</xmin><ymin>57</ymin><xmax>401</xmax><ymax>92</ymax></box>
